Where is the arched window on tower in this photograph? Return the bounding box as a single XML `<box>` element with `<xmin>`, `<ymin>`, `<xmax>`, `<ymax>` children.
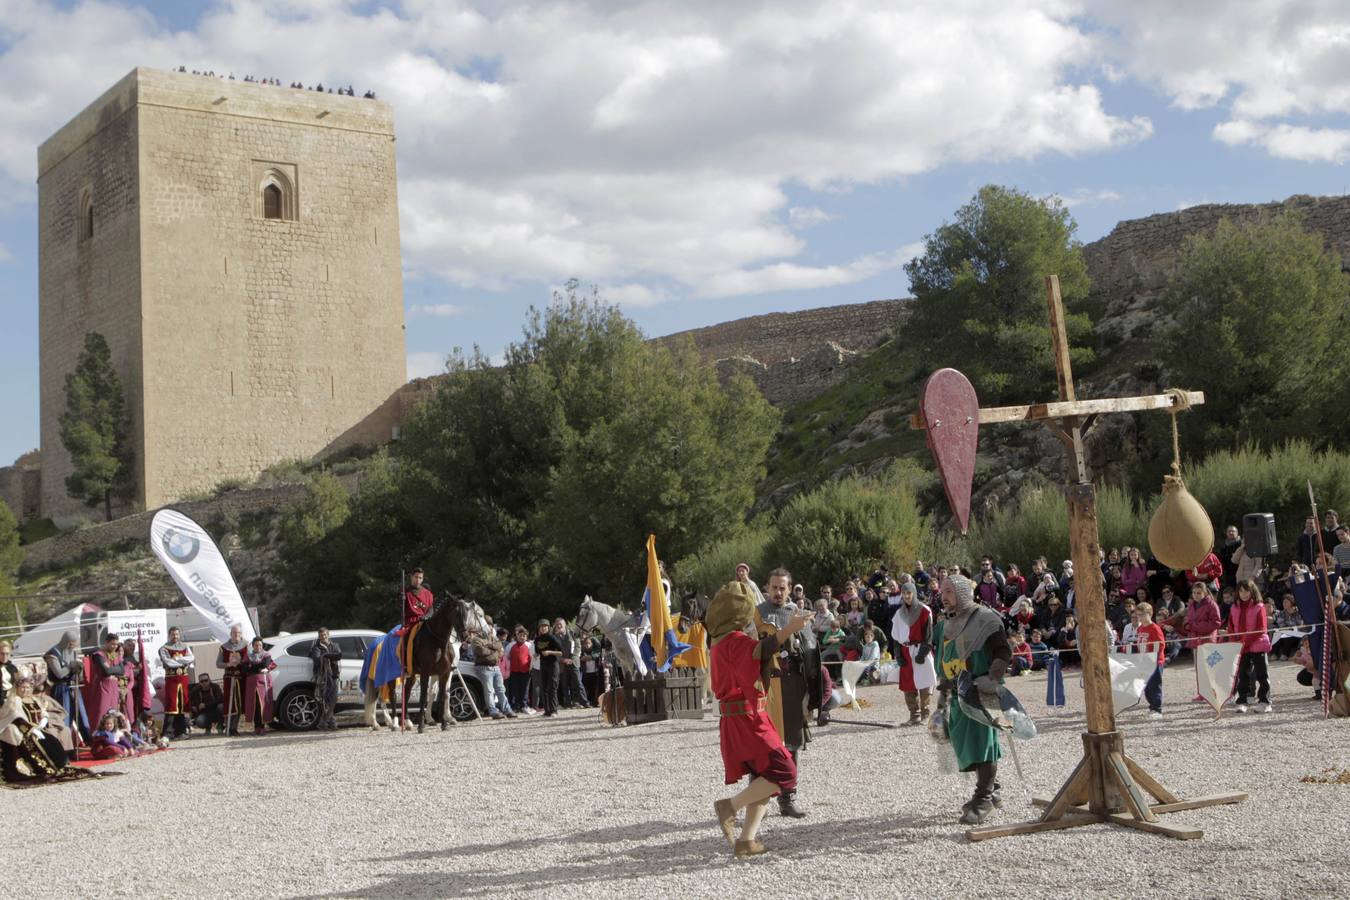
<box><xmin>262</xmin><ymin>183</ymin><xmax>282</xmax><ymax>220</ymax></box>
<box><xmin>79</xmin><ymin>190</ymin><xmax>94</xmax><ymax>242</ymax></box>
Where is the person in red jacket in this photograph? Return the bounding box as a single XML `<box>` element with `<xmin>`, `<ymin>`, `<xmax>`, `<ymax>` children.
<box><xmin>1227</xmin><ymin>579</ymin><xmax>1273</xmax><ymax>713</ymax></box>
<box><xmin>1168</xmin><ymin>582</ymin><xmax>1221</xmax><ymax>702</ymax></box>
<box><xmin>403</xmin><ymin>568</ymin><xmax>434</xmax><ymax>631</ymax></box>
<box><xmin>1185</xmin><ymin>551</ymin><xmax>1223</xmax><ymax>591</ymax></box>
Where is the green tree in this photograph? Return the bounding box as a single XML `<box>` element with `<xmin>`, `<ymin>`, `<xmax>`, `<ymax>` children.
<box><xmin>904</xmin><ymin>185</ymin><xmax>1093</xmax><ymax>403</ymax></box>
<box><xmin>396</xmin><ymin>286</ymin><xmax>779</xmax><ymax>620</ymax></box>
<box><xmin>0</xmin><ymin>500</ymin><xmax>21</xmax><ymax>597</ymax></box>
<box><xmin>59</xmin><ymin>333</ymin><xmax>135</xmax><ymax>521</ymax></box>
<box><xmin>763</xmin><ymin>462</ymin><xmax>930</xmax><ymax>593</ymax></box>
<box><xmin>1160</xmin><ymin>212</ymin><xmax>1350</xmax><ymax>453</ymax></box>
<box><xmin>278</xmin><ymin>471</ymin><xmax>351</xmax><ymax>548</ymax></box>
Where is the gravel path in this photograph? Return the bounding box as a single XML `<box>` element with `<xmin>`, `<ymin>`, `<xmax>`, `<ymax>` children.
<box><xmin>6</xmin><ymin>660</ymin><xmax>1345</xmax><ymax>899</ymax></box>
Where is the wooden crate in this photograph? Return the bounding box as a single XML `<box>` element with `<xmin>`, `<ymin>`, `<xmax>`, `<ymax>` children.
<box><xmin>624</xmin><ymin>668</ymin><xmax>706</xmax><ymax>724</ymax></box>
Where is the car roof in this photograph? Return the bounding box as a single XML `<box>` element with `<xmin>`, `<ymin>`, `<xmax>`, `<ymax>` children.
<box><xmin>262</xmin><ymin>629</ymin><xmax>383</xmax><ymax>645</ymax></box>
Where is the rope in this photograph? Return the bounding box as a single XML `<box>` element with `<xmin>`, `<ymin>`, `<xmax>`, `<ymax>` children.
<box><xmin>1163</xmin><ymin>387</ymin><xmax>1193</xmax><ymax>483</ymax></box>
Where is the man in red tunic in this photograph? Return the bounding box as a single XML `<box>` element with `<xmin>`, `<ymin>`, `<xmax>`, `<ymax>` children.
<box><xmin>889</xmin><ymin>582</ymin><xmax>936</xmax><ymax>725</ymax></box>
<box><xmin>158</xmin><ymin>627</ymin><xmax>195</xmax><ymax>740</ymax></box>
<box><xmin>708</xmin><ymin>581</ymin><xmax>811</xmax><ymax>858</ymax></box>
<box><xmin>403</xmin><ymin>568</ymin><xmax>434</xmax><ymax>631</ymax></box>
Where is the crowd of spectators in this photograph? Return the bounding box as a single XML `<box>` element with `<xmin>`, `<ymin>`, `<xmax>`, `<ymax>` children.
<box><xmin>173</xmin><ymin>66</ymin><xmax>378</xmax><ymax>98</ymax></box>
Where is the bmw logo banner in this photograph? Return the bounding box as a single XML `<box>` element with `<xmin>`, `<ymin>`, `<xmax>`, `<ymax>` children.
<box><xmin>149</xmin><ymin>509</ymin><xmax>256</xmax><ymax>644</ymax></box>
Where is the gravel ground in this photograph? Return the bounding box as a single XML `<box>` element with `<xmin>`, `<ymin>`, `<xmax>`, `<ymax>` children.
<box><xmin>4</xmin><ymin>660</ymin><xmax>1346</xmax><ymax>899</ymax></box>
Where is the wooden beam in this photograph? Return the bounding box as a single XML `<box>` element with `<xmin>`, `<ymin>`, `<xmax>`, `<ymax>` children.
<box><xmin>966</xmin><ymin>813</ymin><xmax>1102</xmax><ymax>842</ymax></box>
<box><xmin>1046</xmin><ymin>275</ymin><xmax>1076</xmax><ymax>402</ymax></box>
<box><xmin>1122</xmin><ymin>755</ymin><xmax>1181</xmax><ymax>805</ymax></box>
<box><xmin>1104</xmin><ymin>814</ymin><xmax>1203</xmax><ymax>841</ymax></box>
<box><xmin>909</xmin><ymin>391</ymin><xmax>1205</xmax><ymax>429</ymax></box>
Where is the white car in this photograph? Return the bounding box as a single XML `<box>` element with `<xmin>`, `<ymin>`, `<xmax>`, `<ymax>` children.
<box><xmin>262</xmin><ymin>629</ymin><xmax>486</xmax><ymax>730</ymax></box>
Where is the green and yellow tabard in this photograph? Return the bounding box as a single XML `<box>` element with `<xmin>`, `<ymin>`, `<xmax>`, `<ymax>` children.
<box><xmin>934</xmin><ymin>618</ymin><xmax>1001</xmax><ymax>772</ymax></box>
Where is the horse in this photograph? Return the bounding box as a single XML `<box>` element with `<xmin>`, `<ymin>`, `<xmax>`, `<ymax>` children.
<box><xmin>576</xmin><ymin>595</ymin><xmax>649</xmax><ymax>682</ymax></box>
<box><xmin>362</xmin><ymin>594</ymin><xmax>488</xmax><ymax>733</ymax></box>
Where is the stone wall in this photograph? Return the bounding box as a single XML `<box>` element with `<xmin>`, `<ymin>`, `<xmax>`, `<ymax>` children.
<box><xmin>18</xmin><ymin>475</ymin><xmax>360</xmax><ymax>575</ymax></box>
<box><xmin>1081</xmin><ymin>193</ymin><xmax>1350</xmax><ymax>344</ymax></box>
<box><xmin>0</xmin><ymin>453</ymin><xmax>41</xmax><ymax>523</ymax></box>
<box><xmin>37</xmin><ymin>68</ymin><xmax>406</xmax><ymax>525</ymax></box>
<box><xmin>656</xmin><ymin>298</ymin><xmax>903</xmax><ymax>367</ymax></box>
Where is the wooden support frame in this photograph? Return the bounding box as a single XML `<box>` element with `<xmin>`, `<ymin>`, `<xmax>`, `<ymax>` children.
<box><xmin>915</xmin><ymin>274</ymin><xmax>1247</xmax><ymax>843</ymax></box>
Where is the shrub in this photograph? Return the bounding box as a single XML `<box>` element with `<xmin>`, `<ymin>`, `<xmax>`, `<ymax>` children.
<box><xmin>764</xmin><ymin>461</ymin><xmax>929</xmax><ymax>592</ymax></box>
<box><xmin>672</xmin><ymin>521</ymin><xmax>773</xmax><ymax>600</ymax></box>
<box><xmin>966</xmin><ymin>479</ymin><xmax>1148</xmax><ymax>571</ymax></box>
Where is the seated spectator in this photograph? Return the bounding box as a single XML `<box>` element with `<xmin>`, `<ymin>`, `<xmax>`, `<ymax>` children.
<box><xmin>1009</xmin><ymin>630</ymin><xmax>1032</xmax><ymax>676</ymax></box>
<box><xmin>189</xmin><ymin>674</ymin><xmax>225</xmax><ymax>734</ymax></box>
<box><xmin>975</xmin><ymin>570</ymin><xmax>1003</xmax><ymax>611</ymax></box>
<box><xmin>857</xmin><ymin>627</ymin><xmax>881</xmax><ymax>684</ymax></box>
<box><xmin>845</xmin><ymin>597</ymin><xmax>866</xmax><ymax>630</ymax></box>
<box><xmin>90</xmin><ymin>710</ymin><xmax>146</xmax><ymax>759</ymax></box>
<box><xmin>1272</xmin><ymin>595</ymin><xmax>1304</xmax><ymax>660</ymax></box>
<box><xmin>1027</xmin><ymin>629</ymin><xmax>1049</xmax><ymax>671</ymax></box>
<box><xmin>1117</xmin><ymin>598</ymin><xmax>1139</xmax><ymax>648</ymax></box>
<box><xmin>820</xmin><ymin>618</ymin><xmax>847</xmax><ymax>663</ymax></box>
<box><xmin>1059</xmin><ymin>615</ymin><xmax>1080</xmax><ymax>667</ymax></box>
<box><xmin>812</xmin><ymin>598</ymin><xmax>833</xmax><ymax>640</ymax></box>
<box><xmin>0</xmin><ymin>672</ymin><xmax>88</xmax><ymax>784</ymax></box>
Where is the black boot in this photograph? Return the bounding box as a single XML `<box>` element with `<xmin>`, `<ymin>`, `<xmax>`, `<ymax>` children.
<box><xmin>778</xmin><ymin>791</ymin><xmax>807</xmax><ymax>819</ymax></box>
<box><xmin>960</xmin><ymin>763</ymin><xmax>998</xmax><ymax>825</ymax></box>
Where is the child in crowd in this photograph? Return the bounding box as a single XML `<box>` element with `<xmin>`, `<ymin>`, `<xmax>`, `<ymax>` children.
<box><xmin>1118</xmin><ymin>599</ymin><xmax>1139</xmax><ymax>650</ymax></box>
<box><xmin>820</xmin><ymin>618</ymin><xmax>846</xmax><ymax>663</ymax></box>
<box><xmin>1134</xmin><ymin>602</ymin><xmax>1166</xmax><ymax>718</ymax></box>
<box><xmin>1009</xmin><ymin>630</ymin><xmax>1032</xmax><ymax>676</ymax></box>
<box><xmin>1027</xmin><ymin>629</ymin><xmax>1049</xmax><ymax>671</ymax></box>
<box><xmin>90</xmin><ymin>711</ymin><xmax>145</xmax><ymax>759</ymax></box>
<box><xmin>1229</xmin><ymin>579</ymin><xmax>1272</xmax><ymax>713</ymax></box>
<box><xmin>1272</xmin><ymin>595</ymin><xmax>1304</xmax><ymax>660</ymax></box>
<box><xmin>1059</xmin><ymin>615</ymin><xmax>1079</xmax><ymax>667</ymax></box>
<box><xmin>858</xmin><ymin>627</ymin><xmax>880</xmax><ymax>684</ymax></box>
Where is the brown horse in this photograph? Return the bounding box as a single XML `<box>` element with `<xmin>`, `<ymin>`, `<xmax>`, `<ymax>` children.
<box><xmin>364</xmin><ymin>594</ymin><xmax>487</xmax><ymax>733</ymax></box>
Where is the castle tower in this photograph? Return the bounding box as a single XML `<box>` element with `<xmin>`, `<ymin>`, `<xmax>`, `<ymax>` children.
<box><xmin>38</xmin><ymin>68</ymin><xmax>406</xmax><ymax>524</ymax></box>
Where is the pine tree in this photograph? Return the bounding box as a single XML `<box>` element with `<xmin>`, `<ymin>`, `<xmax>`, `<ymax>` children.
<box><xmin>59</xmin><ymin>333</ymin><xmax>135</xmax><ymax>521</ymax></box>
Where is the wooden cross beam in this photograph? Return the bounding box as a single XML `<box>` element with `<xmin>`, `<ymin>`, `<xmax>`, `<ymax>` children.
<box><xmin>911</xmin><ymin>274</ymin><xmax>1245</xmax><ymax>843</ymax></box>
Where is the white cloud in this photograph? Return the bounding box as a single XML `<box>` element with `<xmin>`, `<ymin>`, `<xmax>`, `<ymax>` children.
<box><xmin>1048</xmin><ymin>188</ymin><xmax>1123</xmax><ymax>208</ymax></box>
<box><xmin>697</xmin><ymin>243</ymin><xmax>925</xmax><ymax>299</ymax></box>
<box><xmin>1215</xmin><ymin>121</ymin><xmax>1350</xmax><ymax>164</ymax></box>
<box><xmin>406</xmin><ymin>350</ymin><xmax>446</xmax><ymax>380</ymax></box>
<box><xmin>1091</xmin><ymin>1</ymin><xmax>1350</xmax><ymax>162</ymax></box>
<box><xmin>0</xmin><ymin>241</ymin><xmax>11</xmax><ymax>263</ymax></box>
<box><xmin>407</xmin><ymin>302</ymin><xmax>467</xmax><ymax>318</ymax></box>
<box><xmin>788</xmin><ymin>206</ymin><xmax>836</xmax><ymax>229</ymax></box>
<box><xmin>0</xmin><ymin>1</ymin><xmax>1155</xmax><ymax>301</ymax></box>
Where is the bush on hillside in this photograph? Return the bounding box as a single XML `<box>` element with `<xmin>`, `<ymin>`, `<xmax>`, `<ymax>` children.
<box><xmin>965</xmin><ymin>479</ymin><xmax>1148</xmax><ymax>571</ymax></box>
<box><xmin>672</xmin><ymin>521</ymin><xmax>773</xmax><ymax>600</ymax></box>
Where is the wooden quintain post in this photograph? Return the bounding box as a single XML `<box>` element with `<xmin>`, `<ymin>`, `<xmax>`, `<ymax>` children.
<box><xmin>913</xmin><ymin>274</ymin><xmax>1248</xmax><ymax>841</ymax></box>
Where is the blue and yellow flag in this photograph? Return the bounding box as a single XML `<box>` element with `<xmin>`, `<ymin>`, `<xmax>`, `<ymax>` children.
<box><xmin>647</xmin><ymin>533</ymin><xmax>672</xmax><ymax>669</ymax></box>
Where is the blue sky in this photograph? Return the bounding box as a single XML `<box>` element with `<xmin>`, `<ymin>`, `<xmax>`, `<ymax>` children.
<box><xmin>4</xmin><ymin>1</ymin><xmax>1350</xmax><ymax>466</ymax></box>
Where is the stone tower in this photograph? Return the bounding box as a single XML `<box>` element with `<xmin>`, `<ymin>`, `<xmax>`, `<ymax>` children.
<box><xmin>38</xmin><ymin>68</ymin><xmax>406</xmax><ymax>524</ymax></box>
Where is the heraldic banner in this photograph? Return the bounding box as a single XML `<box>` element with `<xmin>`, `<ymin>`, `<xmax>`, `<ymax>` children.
<box><xmin>1194</xmin><ymin>641</ymin><xmax>1242</xmax><ymax>717</ymax></box>
<box><xmin>149</xmin><ymin>509</ymin><xmax>256</xmax><ymax>645</ymax></box>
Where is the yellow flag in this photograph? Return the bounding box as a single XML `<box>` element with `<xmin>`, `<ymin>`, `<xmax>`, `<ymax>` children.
<box><xmin>647</xmin><ymin>533</ymin><xmax>672</xmax><ymax>668</ymax></box>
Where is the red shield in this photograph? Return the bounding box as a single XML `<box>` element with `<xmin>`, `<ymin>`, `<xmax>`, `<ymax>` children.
<box><xmin>920</xmin><ymin>368</ymin><xmax>979</xmax><ymax>534</ymax></box>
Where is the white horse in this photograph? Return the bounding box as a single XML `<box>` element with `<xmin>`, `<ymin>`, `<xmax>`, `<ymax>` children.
<box><xmin>576</xmin><ymin>595</ymin><xmax>649</xmax><ymax>681</ymax></box>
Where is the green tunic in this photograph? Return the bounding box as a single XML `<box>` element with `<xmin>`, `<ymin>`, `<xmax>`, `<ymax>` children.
<box><xmin>934</xmin><ymin>618</ymin><xmax>1001</xmax><ymax>772</ymax></box>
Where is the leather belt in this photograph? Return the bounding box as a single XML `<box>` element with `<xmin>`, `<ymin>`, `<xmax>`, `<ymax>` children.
<box><xmin>718</xmin><ymin>697</ymin><xmax>767</xmax><ymax>717</ymax></box>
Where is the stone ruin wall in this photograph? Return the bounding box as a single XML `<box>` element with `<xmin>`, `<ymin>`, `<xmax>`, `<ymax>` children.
<box><xmin>1081</xmin><ymin>194</ymin><xmax>1350</xmax><ymax>345</ymax></box>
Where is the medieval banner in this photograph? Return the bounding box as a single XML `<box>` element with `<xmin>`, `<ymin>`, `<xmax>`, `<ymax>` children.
<box><xmin>149</xmin><ymin>509</ymin><xmax>256</xmax><ymax>645</ymax></box>
<box><xmin>1195</xmin><ymin>641</ymin><xmax>1242</xmax><ymax>717</ymax></box>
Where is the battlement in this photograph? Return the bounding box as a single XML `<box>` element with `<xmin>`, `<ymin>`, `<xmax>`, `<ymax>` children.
<box><xmin>39</xmin><ymin>67</ymin><xmax>393</xmax><ymax>178</ymax></box>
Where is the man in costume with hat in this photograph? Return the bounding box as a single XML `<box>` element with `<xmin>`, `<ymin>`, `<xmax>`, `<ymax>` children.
<box><xmin>158</xmin><ymin>626</ymin><xmax>195</xmax><ymax>740</ymax></box>
<box><xmin>44</xmin><ymin>631</ymin><xmax>88</xmax><ymax>739</ymax></box>
<box><xmin>934</xmin><ymin>573</ymin><xmax>1012</xmax><ymax>825</ymax></box>
<box><xmin>709</xmin><ymin>581</ymin><xmax>812</xmax><ymax>857</ymax></box>
<box><xmin>754</xmin><ymin>566</ymin><xmax>818</xmax><ymax>818</ymax></box>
